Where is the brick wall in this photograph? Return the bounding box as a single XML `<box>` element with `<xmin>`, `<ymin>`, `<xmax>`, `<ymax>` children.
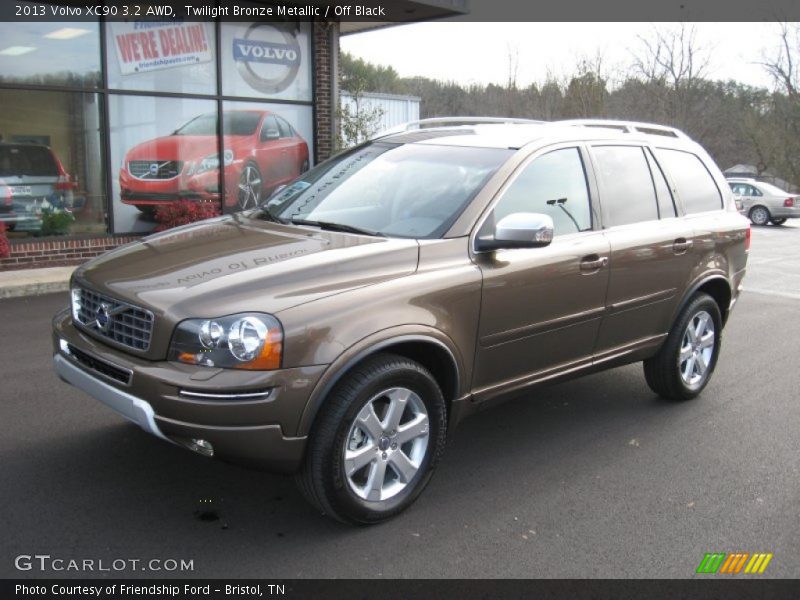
<box><xmin>0</xmin><ymin>236</ymin><xmax>139</xmax><ymax>270</ymax></box>
<box><xmin>314</xmin><ymin>21</ymin><xmax>339</xmax><ymax>163</ymax></box>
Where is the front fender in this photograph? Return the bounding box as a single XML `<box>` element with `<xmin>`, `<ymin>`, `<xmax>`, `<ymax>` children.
<box><xmin>295</xmin><ymin>326</ymin><xmax>466</xmax><ymax>437</ymax></box>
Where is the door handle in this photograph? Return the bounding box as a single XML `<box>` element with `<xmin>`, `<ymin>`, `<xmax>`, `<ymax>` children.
<box><xmin>579</xmin><ymin>255</ymin><xmax>608</xmax><ymax>272</ymax></box>
<box><xmin>673</xmin><ymin>238</ymin><xmax>693</xmax><ymax>253</ymax></box>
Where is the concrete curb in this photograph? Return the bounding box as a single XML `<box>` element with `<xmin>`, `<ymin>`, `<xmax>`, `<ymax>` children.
<box><xmin>0</xmin><ymin>267</ymin><xmax>75</xmax><ymax>299</ymax></box>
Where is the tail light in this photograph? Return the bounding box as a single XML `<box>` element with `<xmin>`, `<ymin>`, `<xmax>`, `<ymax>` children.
<box><xmin>745</xmin><ymin>225</ymin><xmax>751</xmax><ymax>251</ymax></box>
<box><xmin>784</xmin><ymin>198</ymin><xmax>795</xmax><ymax>207</ymax></box>
<box><xmin>54</xmin><ymin>174</ymin><xmax>74</xmax><ymax>192</ymax></box>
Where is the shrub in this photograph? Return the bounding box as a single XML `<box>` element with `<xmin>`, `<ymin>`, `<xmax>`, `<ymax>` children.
<box><xmin>0</xmin><ymin>222</ymin><xmax>9</xmax><ymax>259</ymax></box>
<box><xmin>153</xmin><ymin>201</ymin><xmax>221</xmax><ymax>232</ymax></box>
<box><xmin>40</xmin><ymin>207</ymin><xmax>75</xmax><ymax>236</ymax></box>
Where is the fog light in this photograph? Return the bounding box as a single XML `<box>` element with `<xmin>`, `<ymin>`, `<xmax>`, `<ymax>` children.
<box><xmin>189</xmin><ymin>438</ymin><xmax>214</xmax><ymax>457</ymax></box>
<box><xmin>59</xmin><ymin>338</ymin><xmax>70</xmax><ymax>355</ymax></box>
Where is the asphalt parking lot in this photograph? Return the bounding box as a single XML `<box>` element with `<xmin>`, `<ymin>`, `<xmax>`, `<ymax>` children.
<box><xmin>1</xmin><ymin>222</ymin><xmax>799</xmax><ymax>579</ymax></box>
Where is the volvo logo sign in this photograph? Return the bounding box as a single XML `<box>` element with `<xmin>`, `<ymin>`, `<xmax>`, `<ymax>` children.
<box><xmin>149</xmin><ymin>163</ymin><xmax>160</xmax><ymax>176</ymax></box>
<box><xmin>95</xmin><ymin>303</ymin><xmax>112</xmax><ymax>332</ymax></box>
<box><xmin>232</xmin><ymin>23</ymin><xmax>301</xmax><ymax>94</ymax></box>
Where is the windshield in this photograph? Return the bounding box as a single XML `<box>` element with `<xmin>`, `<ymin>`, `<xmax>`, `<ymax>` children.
<box><xmin>174</xmin><ymin>112</ymin><xmax>262</xmax><ymax>136</ymax></box>
<box><xmin>259</xmin><ymin>142</ymin><xmax>512</xmax><ymax>239</ymax></box>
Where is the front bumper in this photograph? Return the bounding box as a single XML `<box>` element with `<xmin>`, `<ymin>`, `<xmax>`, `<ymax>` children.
<box><xmin>52</xmin><ymin>309</ymin><xmax>323</xmax><ymax>472</ymax></box>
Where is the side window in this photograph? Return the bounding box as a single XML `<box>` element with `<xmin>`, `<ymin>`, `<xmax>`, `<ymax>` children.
<box><xmin>260</xmin><ymin>115</ymin><xmax>280</xmax><ymax>142</ymax></box>
<box><xmin>591</xmin><ymin>145</ymin><xmax>659</xmax><ymax>227</ymax></box>
<box><xmin>276</xmin><ymin>117</ymin><xmax>293</xmax><ymax>138</ymax></box>
<box><xmin>653</xmin><ymin>148</ymin><xmax>723</xmax><ymax>213</ymax></box>
<box><xmin>645</xmin><ymin>148</ymin><xmax>677</xmax><ymax>218</ymax></box>
<box><xmin>750</xmin><ymin>185</ymin><xmax>763</xmax><ymax>197</ymax></box>
<box><xmin>492</xmin><ymin>147</ymin><xmax>592</xmax><ymax>237</ymax></box>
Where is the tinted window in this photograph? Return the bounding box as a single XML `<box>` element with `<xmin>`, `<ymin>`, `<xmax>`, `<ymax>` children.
<box><xmin>592</xmin><ymin>146</ymin><xmax>658</xmax><ymax>226</ymax></box>
<box><xmin>0</xmin><ymin>145</ymin><xmax>58</xmax><ymax>177</ymax></box>
<box><xmin>645</xmin><ymin>148</ymin><xmax>677</xmax><ymax>218</ymax></box>
<box><xmin>260</xmin><ymin>116</ymin><xmax>280</xmax><ymax>141</ymax></box>
<box><xmin>276</xmin><ymin>117</ymin><xmax>293</xmax><ymax>138</ymax></box>
<box><xmin>654</xmin><ymin>149</ymin><xmax>723</xmax><ymax>213</ymax></box>
<box><xmin>175</xmin><ymin>112</ymin><xmax>263</xmax><ymax>136</ymax></box>
<box><xmin>492</xmin><ymin>147</ymin><xmax>591</xmax><ymax>236</ymax></box>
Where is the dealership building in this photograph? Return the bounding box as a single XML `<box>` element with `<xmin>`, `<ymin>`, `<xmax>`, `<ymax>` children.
<box><xmin>0</xmin><ymin>1</ymin><xmax>465</xmax><ymax>270</ymax></box>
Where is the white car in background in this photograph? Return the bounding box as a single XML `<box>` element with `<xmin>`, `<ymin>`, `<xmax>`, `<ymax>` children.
<box><xmin>727</xmin><ymin>178</ymin><xmax>800</xmax><ymax>226</ymax></box>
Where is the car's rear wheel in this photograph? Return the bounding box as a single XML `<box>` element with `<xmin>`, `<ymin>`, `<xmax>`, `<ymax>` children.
<box><xmin>771</xmin><ymin>217</ymin><xmax>787</xmax><ymax>226</ymax></box>
<box><xmin>749</xmin><ymin>205</ymin><xmax>770</xmax><ymax>226</ymax></box>
<box><xmin>296</xmin><ymin>353</ymin><xmax>447</xmax><ymax>524</ymax></box>
<box><xmin>237</xmin><ymin>163</ymin><xmax>262</xmax><ymax>210</ymax></box>
<box><xmin>300</xmin><ymin>159</ymin><xmax>309</xmax><ymax>173</ymax></box>
<box><xmin>643</xmin><ymin>293</ymin><xmax>722</xmax><ymax>401</ymax></box>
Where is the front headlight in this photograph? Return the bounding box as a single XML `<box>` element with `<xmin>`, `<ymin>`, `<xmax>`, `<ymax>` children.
<box><xmin>190</xmin><ymin>149</ymin><xmax>235</xmax><ymax>176</ymax></box>
<box><xmin>168</xmin><ymin>313</ymin><xmax>283</xmax><ymax>370</ymax></box>
<box><xmin>70</xmin><ymin>288</ymin><xmax>81</xmax><ymax>322</ymax></box>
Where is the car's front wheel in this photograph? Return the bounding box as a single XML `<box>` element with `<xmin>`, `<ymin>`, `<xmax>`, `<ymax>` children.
<box><xmin>237</xmin><ymin>163</ymin><xmax>262</xmax><ymax>210</ymax></box>
<box><xmin>749</xmin><ymin>205</ymin><xmax>770</xmax><ymax>226</ymax></box>
<box><xmin>296</xmin><ymin>353</ymin><xmax>447</xmax><ymax>524</ymax></box>
<box><xmin>643</xmin><ymin>293</ymin><xmax>722</xmax><ymax>401</ymax></box>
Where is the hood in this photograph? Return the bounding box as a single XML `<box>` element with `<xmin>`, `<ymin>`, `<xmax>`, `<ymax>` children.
<box><xmin>124</xmin><ymin>135</ymin><xmax>252</xmax><ymax>161</ymax></box>
<box><xmin>74</xmin><ymin>215</ymin><xmax>420</xmax><ymax>323</ymax></box>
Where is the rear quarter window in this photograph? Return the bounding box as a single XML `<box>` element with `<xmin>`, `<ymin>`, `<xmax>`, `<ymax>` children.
<box><xmin>653</xmin><ymin>148</ymin><xmax>723</xmax><ymax>214</ymax></box>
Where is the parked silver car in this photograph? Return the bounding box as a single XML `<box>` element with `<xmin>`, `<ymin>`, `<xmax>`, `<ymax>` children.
<box><xmin>727</xmin><ymin>177</ymin><xmax>800</xmax><ymax>226</ymax></box>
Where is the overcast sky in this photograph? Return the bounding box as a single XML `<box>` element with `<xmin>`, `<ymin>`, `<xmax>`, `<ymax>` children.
<box><xmin>341</xmin><ymin>22</ymin><xmax>787</xmax><ymax>91</ymax></box>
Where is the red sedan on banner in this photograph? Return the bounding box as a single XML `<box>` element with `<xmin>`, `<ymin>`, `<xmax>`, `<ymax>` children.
<box><xmin>119</xmin><ymin>110</ymin><xmax>309</xmax><ymax>215</ymax></box>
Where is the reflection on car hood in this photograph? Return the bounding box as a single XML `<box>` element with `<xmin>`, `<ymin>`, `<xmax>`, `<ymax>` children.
<box><xmin>73</xmin><ymin>215</ymin><xmax>420</xmax><ymax>319</ymax></box>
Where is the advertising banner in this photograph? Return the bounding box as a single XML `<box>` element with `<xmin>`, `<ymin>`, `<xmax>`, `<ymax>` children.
<box><xmin>110</xmin><ymin>22</ymin><xmax>212</xmax><ymax>75</ymax></box>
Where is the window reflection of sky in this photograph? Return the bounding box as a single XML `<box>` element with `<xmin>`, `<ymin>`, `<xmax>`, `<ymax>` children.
<box><xmin>0</xmin><ymin>20</ymin><xmax>101</xmax><ymax>86</ymax></box>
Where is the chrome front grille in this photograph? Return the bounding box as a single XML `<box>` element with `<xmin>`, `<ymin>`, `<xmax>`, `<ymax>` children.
<box><xmin>73</xmin><ymin>287</ymin><xmax>154</xmax><ymax>352</ymax></box>
<box><xmin>128</xmin><ymin>160</ymin><xmax>182</xmax><ymax>180</ymax></box>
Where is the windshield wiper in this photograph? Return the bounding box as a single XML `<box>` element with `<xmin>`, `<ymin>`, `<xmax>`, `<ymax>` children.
<box><xmin>258</xmin><ymin>208</ymin><xmax>286</xmax><ymax>224</ymax></box>
<box><xmin>290</xmin><ymin>218</ymin><xmax>381</xmax><ymax>237</ymax></box>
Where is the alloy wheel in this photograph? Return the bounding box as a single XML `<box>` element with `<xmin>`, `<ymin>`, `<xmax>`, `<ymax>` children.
<box><xmin>238</xmin><ymin>165</ymin><xmax>262</xmax><ymax>210</ymax></box>
<box><xmin>750</xmin><ymin>206</ymin><xmax>769</xmax><ymax>226</ymax></box>
<box><xmin>343</xmin><ymin>387</ymin><xmax>430</xmax><ymax>502</ymax></box>
<box><xmin>678</xmin><ymin>310</ymin><xmax>715</xmax><ymax>387</ymax></box>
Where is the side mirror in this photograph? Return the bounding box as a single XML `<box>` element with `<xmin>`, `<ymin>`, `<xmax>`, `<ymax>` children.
<box><xmin>262</xmin><ymin>129</ymin><xmax>280</xmax><ymax>141</ymax></box>
<box><xmin>475</xmin><ymin>212</ymin><xmax>554</xmax><ymax>252</ymax></box>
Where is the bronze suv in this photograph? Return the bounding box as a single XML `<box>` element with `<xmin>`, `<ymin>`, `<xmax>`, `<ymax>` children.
<box><xmin>53</xmin><ymin>118</ymin><xmax>750</xmax><ymax>523</ymax></box>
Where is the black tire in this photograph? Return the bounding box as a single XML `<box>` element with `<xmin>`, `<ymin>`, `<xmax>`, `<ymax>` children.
<box><xmin>771</xmin><ymin>217</ymin><xmax>787</xmax><ymax>226</ymax></box>
<box><xmin>136</xmin><ymin>206</ymin><xmax>157</xmax><ymax>220</ymax></box>
<box><xmin>296</xmin><ymin>353</ymin><xmax>447</xmax><ymax>524</ymax></box>
<box><xmin>749</xmin><ymin>205</ymin><xmax>770</xmax><ymax>226</ymax></box>
<box><xmin>643</xmin><ymin>293</ymin><xmax>722</xmax><ymax>401</ymax></box>
<box><xmin>300</xmin><ymin>159</ymin><xmax>309</xmax><ymax>173</ymax></box>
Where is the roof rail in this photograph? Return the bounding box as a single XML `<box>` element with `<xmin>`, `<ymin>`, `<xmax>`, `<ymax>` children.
<box><xmin>372</xmin><ymin>116</ymin><xmax>544</xmax><ymax>140</ymax></box>
<box><xmin>554</xmin><ymin>119</ymin><xmax>691</xmax><ymax>140</ymax></box>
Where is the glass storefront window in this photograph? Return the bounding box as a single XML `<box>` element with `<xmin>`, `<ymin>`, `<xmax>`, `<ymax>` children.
<box><xmin>221</xmin><ymin>21</ymin><xmax>312</xmax><ymax>101</ymax></box>
<box><xmin>0</xmin><ymin>89</ymin><xmax>106</xmax><ymax>237</ymax></box>
<box><xmin>0</xmin><ymin>16</ymin><xmax>100</xmax><ymax>88</ymax></box>
<box><xmin>109</xmin><ymin>95</ymin><xmax>218</xmax><ymax>233</ymax></box>
<box><xmin>105</xmin><ymin>22</ymin><xmax>217</xmax><ymax>95</ymax></box>
<box><xmin>221</xmin><ymin>100</ymin><xmax>314</xmax><ymax>211</ymax></box>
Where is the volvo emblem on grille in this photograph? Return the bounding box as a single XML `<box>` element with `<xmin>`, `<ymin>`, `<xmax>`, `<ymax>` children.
<box><xmin>149</xmin><ymin>163</ymin><xmax>160</xmax><ymax>175</ymax></box>
<box><xmin>95</xmin><ymin>303</ymin><xmax>112</xmax><ymax>332</ymax></box>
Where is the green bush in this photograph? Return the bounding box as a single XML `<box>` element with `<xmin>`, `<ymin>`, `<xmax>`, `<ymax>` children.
<box><xmin>40</xmin><ymin>208</ymin><xmax>75</xmax><ymax>236</ymax></box>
